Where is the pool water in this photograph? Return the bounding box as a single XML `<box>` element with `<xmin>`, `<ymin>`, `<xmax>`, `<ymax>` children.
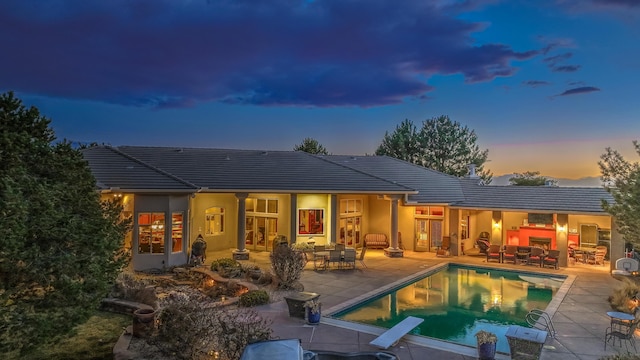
<box><xmin>332</xmin><ymin>264</ymin><xmax>565</xmax><ymax>353</ymax></box>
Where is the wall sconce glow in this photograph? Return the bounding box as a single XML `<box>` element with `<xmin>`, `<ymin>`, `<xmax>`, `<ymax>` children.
<box><xmin>493</xmin><ymin>221</ymin><xmax>501</xmax><ymax>229</ymax></box>
<box><xmin>557</xmin><ymin>225</ymin><xmax>567</xmax><ymax>232</ymax></box>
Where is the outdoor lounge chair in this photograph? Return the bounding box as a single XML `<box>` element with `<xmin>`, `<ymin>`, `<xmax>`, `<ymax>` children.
<box><xmin>528</xmin><ymin>247</ymin><xmax>544</xmax><ymax>267</ymax></box>
<box><xmin>503</xmin><ymin>245</ymin><xmax>518</xmax><ymax>264</ymax></box>
<box><xmin>542</xmin><ymin>250</ymin><xmax>560</xmax><ymax>269</ymax></box>
<box><xmin>486</xmin><ymin>244</ymin><xmax>502</xmax><ymax>263</ymax></box>
<box><xmin>436</xmin><ymin>236</ymin><xmax>451</xmax><ymax>257</ymax></box>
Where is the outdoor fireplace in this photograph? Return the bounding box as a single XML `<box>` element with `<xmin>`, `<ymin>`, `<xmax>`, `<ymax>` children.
<box><xmin>529</xmin><ymin>237</ymin><xmax>552</xmax><ymax>250</ymax></box>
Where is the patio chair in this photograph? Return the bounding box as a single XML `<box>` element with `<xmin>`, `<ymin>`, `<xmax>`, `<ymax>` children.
<box><xmin>342</xmin><ymin>248</ymin><xmax>356</xmax><ymax>269</ymax></box>
<box><xmin>476</xmin><ymin>232</ymin><xmax>491</xmax><ymax>255</ymax></box>
<box><xmin>503</xmin><ymin>245</ymin><xmax>518</xmax><ymax>264</ymax></box>
<box><xmin>486</xmin><ymin>244</ymin><xmax>502</xmax><ymax>263</ymax></box>
<box><xmin>326</xmin><ymin>249</ymin><xmax>342</xmax><ymax>269</ymax></box>
<box><xmin>357</xmin><ymin>246</ymin><xmax>368</xmax><ymax>268</ymax></box>
<box><xmin>605</xmin><ymin>318</ymin><xmax>639</xmax><ymax>352</ymax></box>
<box><xmin>588</xmin><ymin>246</ymin><xmax>607</xmax><ymax>266</ymax></box>
<box><xmin>437</xmin><ymin>236</ymin><xmax>451</xmax><ymax>257</ymax></box>
<box><xmin>542</xmin><ymin>250</ymin><xmax>560</xmax><ymax>269</ymax></box>
<box><xmin>335</xmin><ymin>243</ymin><xmax>346</xmax><ymax>251</ymax></box>
<box><xmin>528</xmin><ymin>247</ymin><xmax>544</xmax><ymax>267</ymax></box>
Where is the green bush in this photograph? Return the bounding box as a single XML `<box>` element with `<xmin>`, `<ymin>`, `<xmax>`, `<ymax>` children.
<box><xmin>238</xmin><ymin>290</ymin><xmax>270</xmax><ymax>307</ymax></box>
<box><xmin>210</xmin><ymin>258</ymin><xmax>239</xmax><ymax>272</ymax></box>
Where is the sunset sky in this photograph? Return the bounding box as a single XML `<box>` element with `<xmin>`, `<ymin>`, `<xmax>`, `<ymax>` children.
<box><xmin>2</xmin><ymin>0</ymin><xmax>639</xmax><ymax>180</ymax></box>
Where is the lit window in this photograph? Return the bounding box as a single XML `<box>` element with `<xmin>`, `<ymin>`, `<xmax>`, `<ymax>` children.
<box><xmin>205</xmin><ymin>207</ymin><xmax>225</xmax><ymax>235</ymax></box>
<box><xmin>138</xmin><ymin>212</ymin><xmax>165</xmax><ymax>254</ymax></box>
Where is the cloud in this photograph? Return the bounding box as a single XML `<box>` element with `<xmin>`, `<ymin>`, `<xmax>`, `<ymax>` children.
<box><xmin>543</xmin><ymin>52</ymin><xmax>573</xmax><ymax>66</ymax></box>
<box><xmin>555</xmin><ymin>86</ymin><xmax>601</xmax><ymax>97</ymax></box>
<box><xmin>551</xmin><ymin>65</ymin><xmax>582</xmax><ymax>72</ymax></box>
<box><xmin>522</xmin><ymin>80</ymin><xmax>552</xmax><ymax>87</ymax></box>
<box><xmin>0</xmin><ymin>0</ymin><xmax>545</xmax><ymax>108</ymax></box>
<box><xmin>592</xmin><ymin>0</ymin><xmax>640</xmax><ymax>9</ymax></box>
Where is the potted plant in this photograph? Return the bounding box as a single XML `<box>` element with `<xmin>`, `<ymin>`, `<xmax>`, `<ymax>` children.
<box><xmin>304</xmin><ymin>299</ymin><xmax>322</xmax><ymax>324</ymax></box>
<box><xmin>475</xmin><ymin>330</ymin><xmax>498</xmax><ymax>360</ymax></box>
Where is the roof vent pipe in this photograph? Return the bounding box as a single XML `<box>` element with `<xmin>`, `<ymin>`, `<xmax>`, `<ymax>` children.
<box><xmin>467</xmin><ymin>164</ymin><xmax>478</xmax><ymax>178</ymax></box>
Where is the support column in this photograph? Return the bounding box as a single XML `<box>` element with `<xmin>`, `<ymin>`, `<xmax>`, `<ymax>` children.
<box><xmin>611</xmin><ymin>219</ymin><xmax>623</xmax><ymax>272</ymax></box>
<box><xmin>330</xmin><ymin>194</ymin><xmax>338</xmax><ymax>245</ymax></box>
<box><xmin>556</xmin><ymin>213</ymin><xmax>568</xmax><ymax>267</ymax></box>
<box><xmin>233</xmin><ymin>193</ymin><xmax>250</xmax><ymax>260</ymax></box>
<box><xmin>384</xmin><ymin>195</ymin><xmax>404</xmax><ymax>258</ymax></box>
<box><xmin>449</xmin><ymin>208</ymin><xmax>460</xmax><ymax>256</ymax></box>
<box><xmin>290</xmin><ymin>194</ymin><xmax>298</xmax><ymax>245</ymax></box>
<box><xmin>491</xmin><ymin>211</ymin><xmax>503</xmax><ymax>245</ymax></box>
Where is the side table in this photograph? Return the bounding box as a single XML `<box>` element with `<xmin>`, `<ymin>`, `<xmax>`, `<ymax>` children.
<box><xmin>505</xmin><ymin>325</ymin><xmax>547</xmax><ymax>360</ymax></box>
<box><xmin>284</xmin><ymin>292</ymin><xmax>320</xmax><ymax>319</ymax></box>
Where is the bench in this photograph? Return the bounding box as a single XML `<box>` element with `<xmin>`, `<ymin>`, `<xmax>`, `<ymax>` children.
<box><xmin>369</xmin><ymin>316</ymin><xmax>424</xmax><ymax>349</ymax></box>
<box><xmin>364</xmin><ymin>233</ymin><xmax>389</xmax><ymax>249</ymax></box>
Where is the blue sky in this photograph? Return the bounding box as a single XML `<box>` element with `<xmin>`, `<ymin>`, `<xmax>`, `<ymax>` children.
<box><xmin>2</xmin><ymin>0</ymin><xmax>639</xmax><ymax>180</ymax></box>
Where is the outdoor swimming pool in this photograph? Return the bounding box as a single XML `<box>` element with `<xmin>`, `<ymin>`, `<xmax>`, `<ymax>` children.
<box><xmin>331</xmin><ymin>263</ymin><xmax>568</xmax><ymax>354</ymax></box>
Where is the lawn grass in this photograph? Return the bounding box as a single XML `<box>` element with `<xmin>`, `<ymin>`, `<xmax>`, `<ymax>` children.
<box><xmin>22</xmin><ymin>310</ymin><xmax>131</xmax><ymax>360</ymax></box>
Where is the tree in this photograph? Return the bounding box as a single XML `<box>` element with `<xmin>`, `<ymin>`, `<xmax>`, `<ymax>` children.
<box><xmin>293</xmin><ymin>137</ymin><xmax>329</xmax><ymax>155</ymax></box>
<box><xmin>598</xmin><ymin>141</ymin><xmax>640</xmax><ymax>248</ymax></box>
<box><xmin>375</xmin><ymin>119</ymin><xmax>420</xmax><ymax>163</ymax></box>
<box><xmin>0</xmin><ymin>92</ymin><xmax>130</xmax><ymax>356</ymax></box>
<box><xmin>376</xmin><ymin>116</ymin><xmax>492</xmax><ymax>183</ymax></box>
<box><xmin>509</xmin><ymin>171</ymin><xmax>557</xmax><ymax>186</ymax></box>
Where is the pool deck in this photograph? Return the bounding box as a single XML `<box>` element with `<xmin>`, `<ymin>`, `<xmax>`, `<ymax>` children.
<box><xmin>211</xmin><ymin>248</ymin><xmax>627</xmax><ymax>360</ymax></box>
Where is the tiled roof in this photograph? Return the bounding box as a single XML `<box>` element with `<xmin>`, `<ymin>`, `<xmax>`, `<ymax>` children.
<box><xmin>81</xmin><ymin>145</ymin><xmax>614</xmax><ymax>214</ymax></box>
<box><xmin>81</xmin><ymin>146</ymin><xmax>196</xmax><ymax>191</ymax></box>
<box><xmin>322</xmin><ymin>155</ymin><xmax>465</xmax><ymax>204</ymax></box>
<box><xmin>456</xmin><ymin>178</ymin><xmax>613</xmax><ymax>214</ymax></box>
<box><xmin>83</xmin><ymin>146</ymin><xmax>415</xmax><ymax>194</ymax></box>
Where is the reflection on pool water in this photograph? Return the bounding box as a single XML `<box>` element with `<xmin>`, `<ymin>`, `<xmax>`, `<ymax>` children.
<box><xmin>332</xmin><ymin>264</ymin><xmax>566</xmax><ymax>354</ymax></box>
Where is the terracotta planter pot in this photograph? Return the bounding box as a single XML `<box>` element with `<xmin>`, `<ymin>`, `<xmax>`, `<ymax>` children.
<box><xmin>132</xmin><ymin>308</ymin><xmax>156</xmax><ymax>338</ymax></box>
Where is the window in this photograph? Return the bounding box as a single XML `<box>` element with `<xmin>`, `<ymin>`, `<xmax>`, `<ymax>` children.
<box><xmin>138</xmin><ymin>212</ymin><xmax>165</xmax><ymax>254</ymax></box>
<box><xmin>299</xmin><ymin>209</ymin><xmax>324</xmax><ymax>235</ymax></box>
<box><xmin>415</xmin><ymin>206</ymin><xmax>444</xmax><ymax>217</ymax></box>
<box><xmin>340</xmin><ymin>199</ymin><xmax>362</xmax><ymax>214</ymax></box>
<box><xmin>172</xmin><ymin>212</ymin><xmax>183</xmax><ymax>252</ymax></box>
<box><xmin>246</xmin><ymin>198</ymin><xmax>278</xmax><ymax>214</ymax></box>
<box><xmin>205</xmin><ymin>207</ymin><xmax>224</xmax><ymax>236</ymax></box>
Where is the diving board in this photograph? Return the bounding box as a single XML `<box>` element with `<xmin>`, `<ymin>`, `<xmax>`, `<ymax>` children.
<box><xmin>369</xmin><ymin>316</ymin><xmax>424</xmax><ymax>349</ymax></box>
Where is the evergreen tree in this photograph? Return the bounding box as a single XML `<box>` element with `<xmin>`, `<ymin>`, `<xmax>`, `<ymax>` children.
<box><xmin>376</xmin><ymin>116</ymin><xmax>492</xmax><ymax>183</ymax></box>
<box><xmin>375</xmin><ymin>119</ymin><xmax>420</xmax><ymax>163</ymax></box>
<box><xmin>0</xmin><ymin>92</ymin><xmax>130</xmax><ymax>356</ymax></box>
<box><xmin>509</xmin><ymin>171</ymin><xmax>557</xmax><ymax>186</ymax></box>
<box><xmin>599</xmin><ymin>141</ymin><xmax>640</xmax><ymax>248</ymax></box>
<box><xmin>293</xmin><ymin>137</ymin><xmax>329</xmax><ymax>155</ymax></box>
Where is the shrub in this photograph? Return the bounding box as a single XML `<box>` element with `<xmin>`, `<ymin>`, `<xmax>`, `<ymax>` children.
<box><xmin>110</xmin><ymin>271</ymin><xmax>158</xmax><ymax>308</ymax></box>
<box><xmin>239</xmin><ymin>290</ymin><xmax>270</xmax><ymax>307</ymax></box>
<box><xmin>152</xmin><ymin>289</ymin><xmax>272</xmax><ymax>360</ymax></box>
<box><xmin>607</xmin><ymin>278</ymin><xmax>640</xmax><ymax>313</ymax></box>
<box><xmin>270</xmin><ymin>245</ymin><xmax>306</xmax><ymax>290</ymax></box>
<box><xmin>211</xmin><ymin>258</ymin><xmax>243</xmax><ymax>278</ymax></box>
<box><xmin>600</xmin><ymin>355</ymin><xmax>640</xmax><ymax>360</ymax></box>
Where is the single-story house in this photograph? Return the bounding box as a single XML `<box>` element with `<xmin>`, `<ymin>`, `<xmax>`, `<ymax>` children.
<box><xmin>81</xmin><ymin>145</ymin><xmax>617</xmax><ymax>271</ymax></box>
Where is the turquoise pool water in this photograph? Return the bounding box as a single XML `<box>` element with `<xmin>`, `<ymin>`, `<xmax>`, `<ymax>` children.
<box><xmin>332</xmin><ymin>264</ymin><xmax>566</xmax><ymax>354</ymax></box>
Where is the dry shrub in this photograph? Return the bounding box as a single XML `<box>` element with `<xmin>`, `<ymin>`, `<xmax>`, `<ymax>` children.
<box><xmin>269</xmin><ymin>245</ymin><xmax>305</xmax><ymax>290</ymax></box>
<box><xmin>608</xmin><ymin>278</ymin><xmax>640</xmax><ymax>313</ymax></box>
<box><xmin>110</xmin><ymin>271</ymin><xmax>158</xmax><ymax>307</ymax></box>
<box><xmin>151</xmin><ymin>290</ymin><xmax>272</xmax><ymax>360</ymax></box>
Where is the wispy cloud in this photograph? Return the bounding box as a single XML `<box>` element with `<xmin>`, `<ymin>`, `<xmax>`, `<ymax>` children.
<box><xmin>551</xmin><ymin>65</ymin><xmax>582</xmax><ymax>72</ymax></box>
<box><xmin>0</xmin><ymin>0</ymin><xmax>546</xmax><ymax>108</ymax></box>
<box><xmin>522</xmin><ymin>80</ymin><xmax>552</xmax><ymax>87</ymax></box>
<box><xmin>555</xmin><ymin>86</ymin><xmax>601</xmax><ymax>97</ymax></box>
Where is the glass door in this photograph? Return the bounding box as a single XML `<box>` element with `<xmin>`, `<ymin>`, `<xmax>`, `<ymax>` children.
<box><xmin>339</xmin><ymin>216</ymin><xmax>361</xmax><ymax>248</ymax></box>
<box><xmin>415</xmin><ymin>219</ymin><xmax>443</xmax><ymax>252</ymax></box>
<box><xmin>245</xmin><ymin>216</ymin><xmax>277</xmax><ymax>251</ymax></box>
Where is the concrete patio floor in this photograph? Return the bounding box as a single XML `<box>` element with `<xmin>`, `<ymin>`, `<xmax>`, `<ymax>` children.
<box><xmin>209</xmin><ymin>248</ymin><xmax>629</xmax><ymax>360</ymax></box>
